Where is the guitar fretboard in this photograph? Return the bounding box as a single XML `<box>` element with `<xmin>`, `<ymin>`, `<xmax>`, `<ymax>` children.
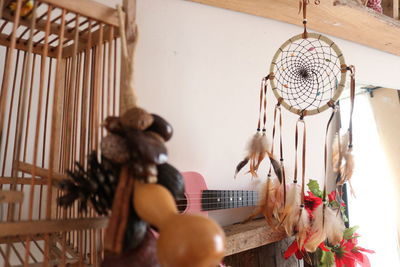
<box><xmin>201</xmin><ymin>190</ymin><xmax>259</xmax><ymax>211</ymax></box>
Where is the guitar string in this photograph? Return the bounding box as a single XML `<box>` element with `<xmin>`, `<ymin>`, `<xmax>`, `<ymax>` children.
<box><xmin>175</xmin><ymin>195</ymin><xmax>259</xmax><ymax>200</ymax></box>
<box><xmin>174</xmin><ymin>192</ymin><xmax>259</xmax><ymax>196</ymax></box>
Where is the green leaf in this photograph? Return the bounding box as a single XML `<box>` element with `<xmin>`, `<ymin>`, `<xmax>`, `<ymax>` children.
<box><xmin>319</xmin><ymin>250</ymin><xmax>335</xmax><ymax>267</ymax></box>
<box><xmin>343</xmin><ymin>225</ymin><xmax>360</xmax><ymax>240</ymax></box>
<box><xmin>307</xmin><ymin>179</ymin><xmax>323</xmax><ymax>198</ymax></box>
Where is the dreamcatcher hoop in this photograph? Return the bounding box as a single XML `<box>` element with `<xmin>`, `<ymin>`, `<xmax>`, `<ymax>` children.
<box><xmin>269</xmin><ymin>33</ymin><xmax>347</xmax><ymax>116</ymax></box>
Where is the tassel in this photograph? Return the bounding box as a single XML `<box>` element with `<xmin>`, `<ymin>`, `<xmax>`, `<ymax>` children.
<box><xmin>340</xmin><ymin>148</ymin><xmax>354</xmax><ymax>183</ymax></box>
<box><xmin>333</xmin><ymin>131</ymin><xmax>355</xmax><ymax>187</ymax></box>
<box><xmin>304</xmin><ymin>204</ymin><xmax>326</xmax><ymax>252</ymax></box>
<box><xmin>332</xmin><ymin>132</ymin><xmax>349</xmax><ymax>173</ymax></box>
<box><xmin>304</xmin><ymin>204</ymin><xmax>344</xmax><ymax>252</ymax></box>
<box><xmin>263</xmin><ymin>178</ymin><xmax>282</xmax><ymax>227</ymax></box>
<box><xmin>234</xmin><ymin>157</ymin><xmax>249</xmax><ymax>178</ymax></box>
<box><xmin>296</xmin><ymin>207</ymin><xmax>310</xmax><ymax>249</ymax></box>
<box><xmin>281</xmin><ymin>183</ymin><xmax>301</xmax><ymax>236</ymax></box>
<box><xmin>324</xmin><ymin>205</ymin><xmax>345</xmax><ymax>246</ymax></box>
<box><xmin>235</xmin><ymin>132</ymin><xmax>277</xmax><ymax>178</ymax></box>
<box><xmin>245</xmin><ymin>177</ymin><xmax>282</xmax><ymax>226</ymax></box>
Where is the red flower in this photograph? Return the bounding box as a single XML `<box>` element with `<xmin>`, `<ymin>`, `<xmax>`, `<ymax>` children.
<box><xmin>284</xmin><ymin>240</ymin><xmax>329</xmax><ymax>260</ymax></box>
<box><xmin>304</xmin><ymin>191</ymin><xmax>322</xmax><ymax>218</ymax></box>
<box><xmin>334</xmin><ymin>236</ymin><xmax>374</xmax><ymax>267</ymax></box>
<box><xmin>328</xmin><ymin>191</ymin><xmax>337</xmax><ymax>202</ymax></box>
<box><xmin>284</xmin><ymin>240</ymin><xmax>305</xmax><ymax>260</ymax></box>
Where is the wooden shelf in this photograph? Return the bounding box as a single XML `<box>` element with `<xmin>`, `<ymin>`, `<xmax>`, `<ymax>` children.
<box><xmin>188</xmin><ymin>0</ymin><xmax>400</xmax><ymax>57</ymax></box>
<box><xmin>223</xmin><ymin>219</ymin><xmax>287</xmax><ymax>256</ymax></box>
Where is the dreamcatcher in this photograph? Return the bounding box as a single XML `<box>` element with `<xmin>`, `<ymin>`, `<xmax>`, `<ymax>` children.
<box><xmin>235</xmin><ymin>0</ymin><xmax>357</xmax><ymax>259</ymax></box>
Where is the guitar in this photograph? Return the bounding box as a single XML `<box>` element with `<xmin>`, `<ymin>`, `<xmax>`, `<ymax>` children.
<box><xmin>177</xmin><ymin>172</ymin><xmax>259</xmax><ymax>215</ymax></box>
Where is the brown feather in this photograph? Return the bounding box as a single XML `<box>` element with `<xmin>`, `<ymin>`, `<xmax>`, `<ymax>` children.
<box><xmin>281</xmin><ymin>184</ymin><xmax>301</xmax><ymax>236</ymax></box>
<box><xmin>296</xmin><ymin>208</ymin><xmax>310</xmax><ymax>249</ymax></box>
<box><xmin>234</xmin><ymin>157</ymin><xmax>249</xmax><ymax>178</ymax></box>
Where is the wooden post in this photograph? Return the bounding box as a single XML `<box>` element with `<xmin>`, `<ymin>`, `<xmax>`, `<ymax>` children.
<box><xmin>119</xmin><ymin>0</ymin><xmax>137</xmax><ymax>114</ymax></box>
<box><xmin>394</xmin><ymin>0</ymin><xmax>399</xmax><ymax>19</ymax></box>
<box><xmin>375</xmin><ymin>0</ymin><xmax>399</xmax><ymax>18</ymax></box>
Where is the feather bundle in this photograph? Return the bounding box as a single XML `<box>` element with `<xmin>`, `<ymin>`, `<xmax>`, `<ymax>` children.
<box><xmin>304</xmin><ymin>204</ymin><xmax>344</xmax><ymax>252</ymax></box>
<box><xmin>296</xmin><ymin>207</ymin><xmax>310</xmax><ymax>249</ymax></box>
<box><xmin>332</xmin><ymin>132</ymin><xmax>349</xmax><ymax>173</ymax></box>
<box><xmin>235</xmin><ymin>132</ymin><xmax>279</xmax><ymax>179</ymax></box>
<box><xmin>324</xmin><ymin>205</ymin><xmax>345</xmax><ymax>246</ymax></box>
<box><xmin>332</xmin><ymin>132</ymin><xmax>355</xmax><ymax>186</ymax></box>
<box><xmin>244</xmin><ymin>177</ymin><xmax>282</xmax><ymax>226</ymax></box>
<box><xmin>281</xmin><ymin>183</ymin><xmax>302</xmax><ymax>236</ymax></box>
<box><xmin>304</xmin><ymin>204</ymin><xmax>326</xmax><ymax>252</ymax></box>
<box><xmin>262</xmin><ymin>178</ymin><xmax>282</xmax><ymax>227</ymax></box>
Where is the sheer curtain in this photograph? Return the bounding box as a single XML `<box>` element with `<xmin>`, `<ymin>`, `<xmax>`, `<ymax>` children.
<box><xmin>340</xmin><ymin>91</ymin><xmax>400</xmax><ymax>266</ymax></box>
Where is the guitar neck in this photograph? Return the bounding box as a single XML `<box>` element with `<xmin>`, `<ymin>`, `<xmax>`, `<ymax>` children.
<box><xmin>201</xmin><ymin>190</ymin><xmax>259</xmax><ymax>211</ymax></box>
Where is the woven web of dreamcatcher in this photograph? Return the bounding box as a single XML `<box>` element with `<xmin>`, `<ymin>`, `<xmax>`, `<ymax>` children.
<box><xmin>270</xmin><ymin>34</ymin><xmax>345</xmax><ymax>115</ymax></box>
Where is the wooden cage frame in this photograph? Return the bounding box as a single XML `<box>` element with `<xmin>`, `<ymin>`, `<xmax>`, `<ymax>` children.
<box><xmin>0</xmin><ymin>0</ymin><xmax>132</xmax><ymax>266</ymax></box>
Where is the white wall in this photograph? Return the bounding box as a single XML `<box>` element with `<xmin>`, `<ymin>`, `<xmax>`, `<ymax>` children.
<box><xmin>99</xmin><ymin>0</ymin><xmax>400</xmax><ymax>226</ymax></box>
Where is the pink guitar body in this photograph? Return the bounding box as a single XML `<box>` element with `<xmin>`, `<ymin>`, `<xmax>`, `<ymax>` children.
<box><xmin>177</xmin><ymin>171</ymin><xmax>257</xmax><ymax>216</ymax></box>
<box><xmin>180</xmin><ymin>172</ymin><xmax>209</xmax><ymax>216</ymax></box>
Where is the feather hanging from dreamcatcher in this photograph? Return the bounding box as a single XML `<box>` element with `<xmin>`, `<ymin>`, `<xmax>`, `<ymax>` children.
<box><xmin>234</xmin><ymin>76</ymin><xmax>280</xmax><ymax>178</ymax></box>
<box><xmin>334</xmin><ymin>66</ymin><xmax>356</xmax><ymax>195</ymax></box>
<box><xmin>281</xmin><ymin>116</ymin><xmax>307</xmax><ymax>238</ymax></box>
<box><xmin>259</xmin><ymin>103</ymin><xmax>286</xmax><ymax>227</ymax></box>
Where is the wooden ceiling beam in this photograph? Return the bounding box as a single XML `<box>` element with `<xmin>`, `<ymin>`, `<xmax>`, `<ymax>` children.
<box><xmin>188</xmin><ymin>0</ymin><xmax>400</xmax><ymax>57</ymax></box>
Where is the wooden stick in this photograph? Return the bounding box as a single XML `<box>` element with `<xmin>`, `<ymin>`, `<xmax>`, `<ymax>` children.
<box><xmin>0</xmin><ymin>0</ymin><xmax>22</xmax><ymax>175</ymax></box>
<box><xmin>113</xmin><ymin>37</ymin><xmax>117</xmax><ymax>116</ymax></box>
<box><xmin>0</xmin><ymin>0</ymin><xmax>4</xmax><ymax>19</ymax></box>
<box><xmin>114</xmin><ymin>177</ymin><xmax>134</xmax><ymax>254</ymax></box>
<box><xmin>18</xmin><ymin>54</ymin><xmax>37</xmax><ymax>220</ymax></box>
<box><xmin>1</xmin><ymin>50</ymin><xmax>20</xmax><ymax>178</ymax></box>
<box><xmin>0</xmin><ymin>217</ymin><xmax>109</xmax><ymax>237</ymax></box>
<box><xmin>394</xmin><ymin>0</ymin><xmax>399</xmax><ymax>19</ymax></box>
<box><xmin>101</xmin><ymin>34</ymin><xmax>106</xmax><ymax>138</ymax></box>
<box><xmin>9</xmin><ymin>49</ymin><xmax>26</xmax><ymax>220</ymax></box>
<box><xmin>0</xmin><ymin>177</ymin><xmax>47</xmax><ymax>186</ymax></box>
<box><xmin>16</xmin><ymin>161</ymin><xmax>66</xmax><ymax>181</ymax></box>
<box><xmin>2</xmin><ymin>2</ymin><xmax>22</xmax><ymax>266</ymax></box>
<box><xmin>107</xmin><ymin>27</ymin><xmax>114</xmax><ymax>118</ymax></box>
<box><xmin>117</xmin><ymin>3</ymin><xmax>138</xmax><ymax>114</ymax></box>
<box><xmin>26</xmin><ymin>6</ymin><xmax>53</xmax><ymax>266</ymax></box>
<box><xmin>94</xmin><ymin>23</ymin><xmax>104</xmax><ymax>151</ymax></box>
<box><xmin>38</xmin><ymin>58</ymin><xmax>53</xmax><ymax>220</ymax></box>
<box><xmin>64</xmin><ymin>14</ymin><xmax>80</xmax><ymax>170</ymax></box>
<box><xmin>79</xmin><ymin>20</ymin><xmax>92</xmax><ymax>164</ymax></box>
<box><xmin>104</xmin><ymin>166</ymin><xmax>130</xmax><ymax>254</ymax></box>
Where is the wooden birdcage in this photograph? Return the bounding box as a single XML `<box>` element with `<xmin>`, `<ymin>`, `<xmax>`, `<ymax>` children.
<box><xmin>0</xmin><ymin>0</ymin><xmax>123</xmax><ymax>265</ymax></box>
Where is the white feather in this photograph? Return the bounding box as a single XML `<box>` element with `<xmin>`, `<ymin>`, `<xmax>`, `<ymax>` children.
<box><xmin>332</xmin><ymin>132</ymin><xmax>349</xmax><ymax>173</ymax></box>
<box><xmin>296</xmin><ymin>207</ymin><xmax>310</xmax><ymax>249</ymax></box>
<box><xmin>304</xmin><ymin>204</ymin><xmax>326</xmax><ymax>252</ymax></box>
<box><xmin>324</xmin><ymin>206</ymin><xmax>345</xmax><ymax>246</ymax></box>
<box><xmin>282</xmin><ymin>183</ymin><xmax>301</xmax><ymax>236</ymax></box>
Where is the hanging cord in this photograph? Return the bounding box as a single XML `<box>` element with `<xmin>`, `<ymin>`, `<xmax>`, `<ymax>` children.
<box><xmin>262</xmin><ymin>75</ymin><xmax>269</xmax><ymax>132</ymax></box>
<box><xmin>257</xmin><ymin>77</ymin><xmax>265</xmax><ymax>132</ymax></box>
<box><xmin>294</xmin><ymin>111</ymin><xmax>307</xmax><ymax>204</ymax></box>
<box><xmin>301</xmin><ymin>0</ymin><xmax>308</xmax><ymax>39</ymax></box>
<box><xmin>322</xmin><ymin>101</ymin><xmax>337</xmax><ymax>226</ymax></box>
<box><xmin>267</xmin><ymin>101</ymin><xmax>286</xmax><ymax>192</ymax></box>
<box><xmin>299</xmin><ymin>0</ymin><xmax>320</xmax><ymax>39</ymax></box>
<box><xmin>347</xmin><ymin>65</ymin><xmax>356</xmax><ymax>149</ymax></box>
